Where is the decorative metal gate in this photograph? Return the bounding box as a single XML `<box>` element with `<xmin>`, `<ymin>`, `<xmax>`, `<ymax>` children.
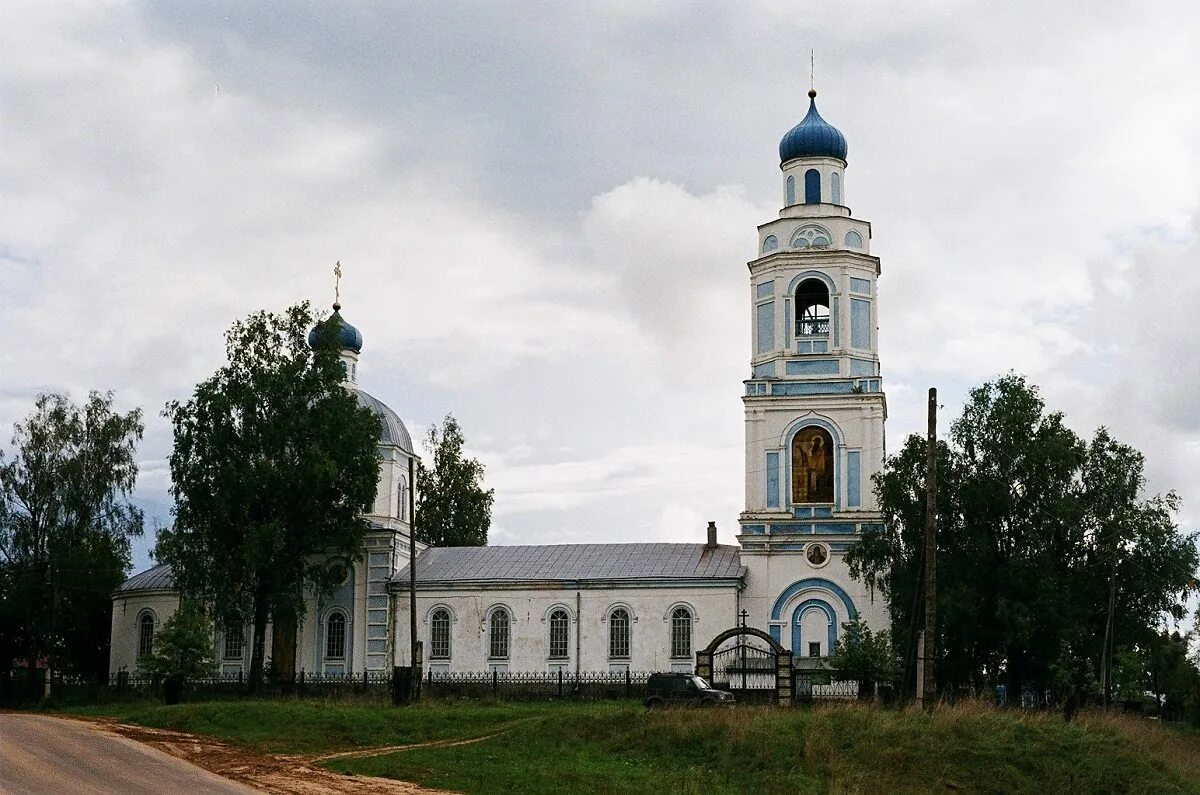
<box><xmin>695</xmin><ymin>617</ymin><xmax>793</xmax><ymax>706</ymax></box>
<box><xmin>710</xmin><ymin>635</ymin><xmax>778</xmax><ymax>703</ymax></box>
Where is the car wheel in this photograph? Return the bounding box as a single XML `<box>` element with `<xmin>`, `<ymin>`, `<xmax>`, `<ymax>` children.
<box><xmin>644</xmin><ymin>697</ymin><xmax>664</xmax><ymax>709</ymax></box>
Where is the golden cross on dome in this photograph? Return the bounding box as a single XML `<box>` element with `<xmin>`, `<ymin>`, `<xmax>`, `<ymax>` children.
<box><xmin>333</xmin><ymin>261</ymin><xmax>343</xmax><ymax>306</ymax></box>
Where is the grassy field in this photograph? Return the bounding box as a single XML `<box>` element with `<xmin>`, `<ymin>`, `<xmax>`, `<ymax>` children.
<box><xmin>68</xmin><ymin>699</ymin><xmax>1200</xmax><ymax>794</ymax></box>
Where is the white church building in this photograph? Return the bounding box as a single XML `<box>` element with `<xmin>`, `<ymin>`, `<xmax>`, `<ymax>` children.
<box><xmin>110</xmin><ymin>90</ymin><xmax>890</xmax><ymax>679</ymax></box>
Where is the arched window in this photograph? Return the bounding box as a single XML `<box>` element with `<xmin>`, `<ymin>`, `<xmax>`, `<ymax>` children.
<box><xmin>222</xmin><ymin>618</ymin><xmax>244</xmax><ymax>660</ymax></box>
<box><xmin>608</xmin><ymin>608</ymin><xmax>630</xmax><ymax>659</ymax></box>
<box><xmin>804</xmin><ymin>169</ymin><xmax>821</xmax><ymax>203</ymax></box>
<box><xmin>670</xmin><ymin>607</ymin><xmax>693</xmax><ymax>659</ymax></box>
<box><xmin>792</xmin><ymin>426</ymin><xmax>835</xmax><ymax>504</ymax></box>
<box><xmin>397</xmin><ymin>476</ymin><xmax>408</xmax><ymax>520</ymax></box>
<box><xmin>325</xmin><ymin>612</ymin><xmax>347</xmax><ymax>659</ymax></box>
<box><xmin>831</xmin><ymin>172</ymin><xmax>842</xmax><ymax>204</ymax></box>
<box><xmin>430</xmin><ymin>608</ymin><xmax>451</xmax><ymax>660</ymax></box>
<box><xmin>762</xmin><ymin>235</ymin><xmax>779</xmax><ymax>254</ymax></box>
<box><xmin>549</xmin><ymin>609</ymin><xmax>570</xmax><ymax>660</ymax></box>
<box><xmin>785</xmin><ymin>175</ymin><xmax>796</xmax><ymax>206</ymax></box>
<box><xmin>137</xmin><ymin>612</ymin><xmax>155</xmax><ymax>659</ymax></box>
<box><xmin>845</xmin><ymin>230</ymin><xmax>863</xmax><ymax>249</ymax></box>
<box><xmin>489</xmin><ymin>608</ymin><xmax>510</xmax><ymax>660</ymax></box>
<box><xmin>795</xmin><ymin>278</ymin><xmax>831</xmax><ymax>337</ymax></box>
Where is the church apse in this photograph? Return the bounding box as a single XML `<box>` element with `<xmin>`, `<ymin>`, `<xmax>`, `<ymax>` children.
<box><xmin>791</xmin><ymin>426</ymin><xmax>834</xmax><ymax>504</ymax></box>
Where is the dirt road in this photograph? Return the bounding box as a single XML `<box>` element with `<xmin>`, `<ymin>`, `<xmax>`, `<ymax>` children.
<box><xmin>0</xmin><ymin>712</ymin><xmax>255</xmax><ymax>794</ymax></box>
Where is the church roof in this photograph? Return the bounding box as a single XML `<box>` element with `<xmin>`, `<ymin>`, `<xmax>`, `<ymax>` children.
<box><xmin>393</xmin><ymin>543</ymin><xmax>744</xmax><ymax>587</ymax></box>
<box><xmin>354</xmin><ymin>387</ymin><xmax>413</xmax><ymax>453</ymax></box>
<box><xmin>308</xmin><ymin>306</ymin><xmax>363</xmax><ymax>354</ymax></box>
<box><xmin>114</xmin><ymin>563</ymin><xmax>175</xmax><ymax>593</ymax></box>
<box><xmin>779</xmin><ymin>91</ymin><xmax>848</xmax><ymax>163</ymax></box>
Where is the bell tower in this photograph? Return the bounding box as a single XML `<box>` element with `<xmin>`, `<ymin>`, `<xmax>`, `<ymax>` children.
<box><xmin>738</xmin><ymin>90</ymin><xmax>887</xmax><ymax>657</ymax></box>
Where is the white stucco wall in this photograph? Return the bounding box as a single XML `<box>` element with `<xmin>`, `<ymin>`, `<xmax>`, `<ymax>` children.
<box><xmin>108</xmin><ymin>591</ymin><xmax>180</xmax><ymax>675</ymax></box>
<box><xmin>391</xmin><ymin>585</ymin><xmax>742</xmax><ymax>673</ymax></box>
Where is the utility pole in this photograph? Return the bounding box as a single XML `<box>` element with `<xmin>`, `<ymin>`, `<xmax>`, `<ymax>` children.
<box><xmin>920</xmin><ymin>387</ymin><xmax>938</xmax><ymax>709</ymax></box>
<box><xmin>409</xmin><ymin>455</ymin><xmax>418</xmax><ymax>698</ymax></box>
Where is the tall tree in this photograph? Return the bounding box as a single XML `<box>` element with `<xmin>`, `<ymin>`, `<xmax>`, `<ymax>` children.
<box><xmin>0</xmin><ymin>392</ymin><xmax>144</xmax><ymax>681</ymax></box>
<box><xmin>414</xmin><ymin>414</ymin><xmax>494</xmax><ymax>547</ymax></box>
<box><xmin>157</xmin><ymin>303</ymin><xmax>380</xmax><ymax>690</ymax></box>
<box><xmin>848</xmin><ymin>373</ymin><xmax>1199</xmax><ymax>702</ymax></box>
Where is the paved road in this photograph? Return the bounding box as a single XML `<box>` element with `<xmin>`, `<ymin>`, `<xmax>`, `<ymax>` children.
<box><xmin>0</xmin><ymin>712</ymin><xmax>257</xmax><ymax>794</ymax></box>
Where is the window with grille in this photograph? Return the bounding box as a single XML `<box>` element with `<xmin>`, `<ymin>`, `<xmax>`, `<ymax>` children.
<box><xmin>549</xmin><ymin>609</ymin><xmax>569</xmax><ymax>659</ymax></box>
<box><xmin>326</xmin><ymin>612</ymin><xmax>346</xmax><ymax>659</ymax></box>
<box><xmin>608</xmin><ymin>608</ymin><xmax>630</xmax><ymax>659</ymax></box>
<box><xmin>430</xmin><ymin>608</ymin><xmax>451</xmax><ymax>660</ymax></box>
<box><xmin>137</xmin><ymin>613</ymin><xmax>155</xmax><ymax>658</ymax></box>
<box><xmin>223</xmin><ymin>620</ymin><xmax>244</xmax><ymax>660</ymax></box>
<box><xmin>670</xmin><ymin>607</ymin><xmax>693</xmax><ymax>659</ymax></box>
<box><xmin>489</xmin><ymin>609</ymin><xmax>510</xmax><ymax>659</ymax></box>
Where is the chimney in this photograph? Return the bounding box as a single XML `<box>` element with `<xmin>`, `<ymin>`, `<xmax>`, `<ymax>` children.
<box><xmin>706</xmin><ymin>521</ymin><xmax>718</xmax><ymax>549</ymax></box>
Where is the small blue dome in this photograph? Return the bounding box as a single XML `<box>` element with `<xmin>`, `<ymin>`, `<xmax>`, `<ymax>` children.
<box><xmin>308</xmin><ymin>304</ymin><xmax>363</xmax><ymax>354</ymax></box>
<box><xmin>779</xmin><ymin>91</ymin><xmax>848</xmax><ymax>163</ymax></box>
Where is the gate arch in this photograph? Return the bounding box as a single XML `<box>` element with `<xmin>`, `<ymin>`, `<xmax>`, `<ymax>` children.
<box><xmin>696</xmin><ymin>626</ymin><xmax>793</xmax><ymax>706</ymax></box>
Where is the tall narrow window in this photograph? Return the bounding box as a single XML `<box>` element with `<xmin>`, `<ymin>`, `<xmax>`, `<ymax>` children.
<box><xmin>609</xmin><ymin>608</ymin><xmax>630</xmax><ymax>659</ymax></box>
<box><xmin>831</xmin><ymin>172</ymin><xmax>842</xmax><ymax>204</ymax></box>
<box><xmin>792</xmin><ymin>426</ymin><xmax>835</xmax><ymax>504</ymax></box>
<box><xmin>549</xmin><ymin>609</ymin><xmax>569</xmax><ymax>659</ymax></box>
<box><xmin>137</xmin><ymin>613</ymin><xmax>155</xmax><ymax>659</ymax></box>
<box><xmin>326</xmin><ymin>612</ymin><xmax>346</xmax><ymax>659</ymax></box>
<box><xmin>804</xmin><ymin>168</ymin><xmax>821</xmax><ymax>203</ymax></box>
<box><xmin>397</xmin><ymin>477</ymin><xmax>407</xmax><ymax>520</ymax></box>
<box><xmin>489</xmin><ymin>608</ymin><xmax>510</xmax><ymax>659</ymax></box>
<box><xmin>430</xmin><ymin>608</ymin><xmax>451</xmax><ymax>660</ymax></box>
<box><xmin>670</xmin><ymin>607</ymin><xmax>693</xmax><ymax>659</ymax></box>
<box><xmin>223</xmin><ymin>619</ymin><xmax>244</xmax><ymax>660</ymax></box>
<box><xmin>785</xmin><ymin>175</ymin><xmax>796</xmax><ymax>205</ymax></box>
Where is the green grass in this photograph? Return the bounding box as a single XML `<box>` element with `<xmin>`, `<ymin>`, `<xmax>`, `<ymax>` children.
<box><xmin>67</xmin><ymin>699</ymin><xmax>1200</xmax><ymax>794</ymax></box>
<box><xmin>66</xmin><ymin>699</ymin><xmax>535</xmax><ymax>755</ymax></box>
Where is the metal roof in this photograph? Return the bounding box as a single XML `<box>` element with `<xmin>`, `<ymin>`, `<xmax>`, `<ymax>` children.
<box><xmin>115</xmin><ymin>563</ymin><xmax>175</xmax><ymax>593</ymax></box>
<box><xmin>779</xmin><ymin>92</ymin><xmax>848</xmax><ymax>163</ymax></box>
<box><xmin>394</xmin><ymin>543</ymin><xmax>744</xmax><ymax>586</ymax></box>
<box><xmin>354</xmin><ymin>388</ymin><xmax>413</xmax><ymax>453</ymax></box>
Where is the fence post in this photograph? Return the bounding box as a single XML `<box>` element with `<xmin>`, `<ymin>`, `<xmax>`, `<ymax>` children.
<box><xmin>492</xmin><ymin>669</ymin><xmax>498</xmax><ymax>697</ymax></box>
<box><xmin>625</xmin><ymin>669</ymin><xmax>631</xmax><ymax>700</ymax></box>
<box><xmin>558</xmin><ymin>668</ymin><xmax>563</xmax><ymax>699</ymax></box>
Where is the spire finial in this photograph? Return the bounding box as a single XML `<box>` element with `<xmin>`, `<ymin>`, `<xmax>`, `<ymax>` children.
<box><xmin>333</xmin><ymin>260</ymin><xmax>343</xmax><ymax>310</ymax></box>
<box><xmin>809</xmin><ymin>50</ymin><xmax>816</xmax><ymax>98</ymax></box>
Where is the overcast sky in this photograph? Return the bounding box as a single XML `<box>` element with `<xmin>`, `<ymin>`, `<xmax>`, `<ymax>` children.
<box><xmin>3</xmin><ymin>2</ymin><xmax>1198</xmax><ymax>617</ymax></box>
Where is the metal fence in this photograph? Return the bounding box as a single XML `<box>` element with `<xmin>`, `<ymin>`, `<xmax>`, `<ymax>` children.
<box><xmin>425</xmin><ymin>670</ymin><xmax>653</xmax><ymax>701</ymax></box>
<box><xmin>793</xmin><ymin>675</ymin><xmax>861</xmax><ymax>701</ymax></box>
<box><xmin>106</xmin><ymin>669</ymin><xmax>395</xmax><ymax>702</ymax></box>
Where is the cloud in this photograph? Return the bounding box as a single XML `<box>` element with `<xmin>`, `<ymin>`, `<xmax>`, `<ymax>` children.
<box><xmin>2</xmin><ymin>0</ymin><xmax>1199</xmax><ymax>579</ymax></box>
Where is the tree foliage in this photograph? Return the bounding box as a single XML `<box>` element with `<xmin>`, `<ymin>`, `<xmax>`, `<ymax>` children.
<box><xmin>0</xmin><ymin>392</ymin><xmax>144</xmax><ymax>678</ymax></box>
<box><xmin>847</xmin><ymin>373</ymin><xmax>1199</xmax><ymax>702</ymax></box>
<box><xmin>157</xmin><ymin>303</ymin><xmax>380</xmax><ymax>689</ymax></box>
<box><xmin>140</xmin><ymin>604</ymin><xmax>216</xmax><ymax>684</ymax></box>
<box><xmin>828</xmin><ymin>618</ymin><xmax>899</xmax><ymax>698</ymax></box>
<box><xmin>415</xmin><ymin>414</ymin><xmax>494</xmax><ymax>547</ymax></box>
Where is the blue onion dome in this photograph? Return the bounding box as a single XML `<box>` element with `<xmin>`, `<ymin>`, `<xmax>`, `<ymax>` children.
<box><xmin>307</xmin><ymin>303</ymin><xmax>363</xmax><ymax>354</ymax></box>
<box><xmin>779</xmin><ymin>90</ymin><xmax>848</xmax><ymax>163</ymax></box>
